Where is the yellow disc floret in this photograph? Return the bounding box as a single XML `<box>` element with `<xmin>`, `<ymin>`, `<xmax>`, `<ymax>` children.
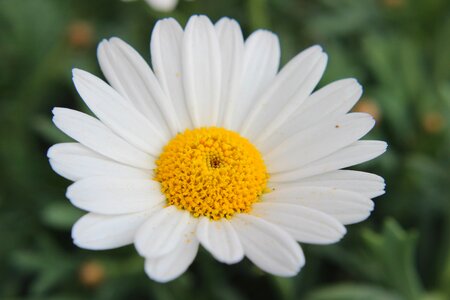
<box><xmin>155</xmin><ymin>127</ymin><xmax>268</xmax><ymax>220</ymax></box>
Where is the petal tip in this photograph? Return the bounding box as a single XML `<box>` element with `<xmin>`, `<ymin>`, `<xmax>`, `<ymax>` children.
<box><xmin>310</xmin><ymin>44</ymin><xmax>324</xmax><ymax>53</ymax></box>
<box><xmin>47</xmin><ymin>145</ymin><xmax>57</xmax><ymax>158</ymax></box>
<box><xmin>51</xmin><ymin>107</ymin><xmax>65</xmax><ymax>116</ymax></box>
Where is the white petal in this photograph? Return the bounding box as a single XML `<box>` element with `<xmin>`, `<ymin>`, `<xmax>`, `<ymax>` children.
<box><xmin>299</xmin><ymin>78</ymin><xmax>363</xmax><ymax>122</ymax></box>
<box><xmin>111</xmin><ymin>38</ymin><xmax>183</xmax><ymax>134</ymax></box>
<box><xmin>78</xmin><ymin>78</ymin><xmax>157</xmax><ymax>157</ymax></box>
<box><xmin>252</xmin><ymin>202</ymin><xmax>346</xmax><ymax>244</ymax></box>
<box><xmin>214</xmin><ymin>17</ymin><xmax>245</xmax><ymax>127</ymax></box>
<box><xmin>48</xmin><ymin>143</ymin><xmax>151</xmax><ymax>181</ymax></box>
<box><xmin>52</xmin><ymin>108</ymin><xmax>154</xmax><ymax>169</ymax></box>
<box><xmin>144</xmin><ymin>0</ymin><xmax>178</xmax><ymax>12</ymax></box>
<box><xmin>232</xmin><ymin>214</ymin><xmax>304</xmax><ymax>276</ymax></box>
<box><xmin>271</xmin><ymin>140</ymin><xmax>387</xmax><ymax>182</ymax></box>
<box><xmin>72</xmin><ymin>211</ymin><xmax>153</xmax><ymax>250</ymax></box>
<box><xmin>271</xmin><ymin>170</ymin><xmax>385</xmax><ymax>198</ymax></box>
<box><xmin>66</xmin><ymin>177</ymin><xmax>164</xmax><ymax>214</ymax></box>
<box><xmin>99</xmin><ymin>38</ymin><xmax>181</xmax><ymax>135</ymax></box>
<box><xmin>97</xmin><ymin>39</ymin><xmax>171</xmax><ymax>138</ymax></box>
<box><xmin>196</xmin><ymin>217</ymin><xmax>244</xmax><ymax>264</ymax></box>
<box><xmin>265</xmin><ymin>113</ymin><xmax>375</xmax><ymax>173</ymax></box>
<box><xmin>182</xmin><ymin>15</ymin><xmax>221</xmax><ymax>127</ymax></box>
<box><xmin>227</xmin><ymin>30</ymin><xmax>280</xmax><ymax>131</ymax></box>
<box><xmin>145</xmin><ymin>236</ymin><xmax>199</xmax><ymax>283</ymax></box>
<box><xmin>72</xmin><ymin>69</ymin><xmax>167</xmax><ymax>156</ymax></box>
<box><xmin>135</xmin><ymin>206</ymin><xmax>197</xmax><ymax>258</ymax></box>
<box><xmin>242</xmin><ymin>46</ymin><xmax>328</xmax><ymax>142</ymax></box>
<box><xmin>151</xmin><ymin>18</ymin><xmax>193</xmax><ymax>129</ymax></box>
<box><xmin>259</xmin><ymin>79</ymin><xmax>362</xmax><ymax>152</ymax></box>
<box><xmin>263</xmin><ymin>186</ymin><xmax>374</xmax><ymax>225</ymax></box>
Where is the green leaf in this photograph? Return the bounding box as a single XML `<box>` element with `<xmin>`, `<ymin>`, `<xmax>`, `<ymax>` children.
<box><xmin>33</xmin><ymin>115</ymin><xmax>72</xmax><ymax>144</ymax></box>
<box><xmin>362</xmin><ymin>219</ymin><xmax>423</xmax><ymax>300</ymax></box>
<box><xmin>41</xmin><ymin>202</ymin><xmax>84</xmax><ymax>230</ymax></box>
<box><xmin>305</xmin><ymin>283</ymin><xmax>402</xmax><ymax>300</ymax></box>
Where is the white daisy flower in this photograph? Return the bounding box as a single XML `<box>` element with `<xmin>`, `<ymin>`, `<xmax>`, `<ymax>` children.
<box><xmin>48</xmin><ymin>15</ymin><xmax>387</xmax><ymax>283</ymax></box>
<box><xmin>122</xmin><ymin>0</ymin><xmax>178</xmax><ymax>12</ymax></box>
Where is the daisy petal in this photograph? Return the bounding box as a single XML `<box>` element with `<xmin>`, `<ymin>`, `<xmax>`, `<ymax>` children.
<box><xmin>151</xmin><ymin>18</ymin><xmax>193</xmax><ymax>129</ymax></box>
<box><xmin>252</xmin><ymin>202</ymin><xmax>346</xmax><ymax>244</ymax></box>
<box><xmin>97</xmin><ymin>39</ymin><xmax>171</xmax><ymax>138</ymax></box>
<box><xmin>145</xmin><ymin>237</ymin><xmax>199</xmax><ymax>283</ymax></box>
<box><xmin>72</xmin><ymin>211</ymin><xmax>152</xmax><ymax>250</ymax></box>
<box><xmin>144</xmin><ymin>0</ymin><xmax>178</xmax><ymax>12</ymax></box>
<box><xmin>264</xmin><ymin>186</ymin><xmax>374</xmax><ymax>225</ymax></box>
<box><xmin>299</xmin><ymin>78</ymin><xmax>363</xmax><ymax>122</ymax></box>
<box><xmin>233</xmin><ymin>214</ymin><xmax>304</xmax><ymax>276</ymax></box>
<box><xmin>66</xmin><ymin>178</ymin><xmax>164</xmax><ymax>214</ymax></box>
<box><xmin>215</xmin><ymin>17</ymin><xmax>245</xmax><ymax>127</ymax></box>
<box><xmin>196</xmin><ymin>217</ymin><xmax>244</xmax><ymax>264</ymax></box>
<box><xmin>48</xmin><ymin>143</ymin><xmax>150</xmax><ymax>181</ymax></box>
<box><xmin>271</xmin><ymin>170</ymin><xmax>385</xmax><ymax>198</ymax></box>
<box><xmin>52</xmin><ymin>108</ymin><xmax>154</xmax><ymax>169</ymax></box>
<box><xmin>182</xmin><ymin>15</ymin><xmax>221</xmax><ymax>127</ymax></box>
<box><xmin>135</xmin><ymin>206</ymin><xmax>197</xmax><ymax>258</ymax></box>
<box><xmin>271</xmin><ymin>140</ymin><xmax>387</xmax><ymax>182</ymax></box>
<box><xmin>265</xmin><ymin>113</ymin><xmax>375</xmax><ymax>172</ymax></box>
<box><xmin>259</xmin><ymin>79</ymin><xmax>362</xmax><ymax>153</ymax></box>
<box><xmin>242</xmin><ymin>46</ymin><xmax>328</xmax><ymax>142</ymax></box>
<box><xmin>73</xmin><ymin>68</ymin><xmax>166</xmax><ymax>155</ymax></box>
<box><xmin>227</xmin><ymin>30</ymin><xmax>280</xmax><ymax>131</ymax></box>
<box><xmin>104</xmin><ymin>38</ymin><xmax>181</xmax><ymax>135</ymax></box>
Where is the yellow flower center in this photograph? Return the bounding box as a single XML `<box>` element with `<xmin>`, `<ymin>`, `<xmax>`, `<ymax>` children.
<box><xmin>155</xmin><ymin>127</ymin><xmax>269</xmax><ymax>220</ymax></box>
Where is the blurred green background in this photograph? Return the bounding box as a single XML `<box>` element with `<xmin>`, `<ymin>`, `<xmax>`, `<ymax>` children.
<box><xmin>0</xmin><ymin>0</ymin><xmax>449</xmax><ymax>299</ymax></box>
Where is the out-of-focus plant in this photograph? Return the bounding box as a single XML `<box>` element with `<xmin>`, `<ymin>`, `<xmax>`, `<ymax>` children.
<box><xmin>0</xmin><ymin>0</ymin><xmax>448</xmax><ymax>299</ymax></box>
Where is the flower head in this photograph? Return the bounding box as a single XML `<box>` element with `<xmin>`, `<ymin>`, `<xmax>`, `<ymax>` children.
<box><xmin>48</xmin><ymin>15</ymin><xmax>387</xmax><ymax>282</ymax></box>
<box><xmin>123</xmin><ymin>0</ymin><xmax>178</xmax><ymax>12</ymax></box>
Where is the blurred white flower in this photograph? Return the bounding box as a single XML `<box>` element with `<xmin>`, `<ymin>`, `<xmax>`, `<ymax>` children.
<box><xmin>123</xmin><ymin>0</ymin><xmax>178</xmax><ymax>12</ymax></box>
<box><xmin>48</xmin><ymin>15</ymin><xmax>386</xmax><ymax>282</ymax></box>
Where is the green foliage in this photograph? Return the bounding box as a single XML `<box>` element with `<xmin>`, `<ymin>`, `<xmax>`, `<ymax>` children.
<box><xmin>305</xmin><ymin>284</ymin><xmax>403</xmax><ymax>300</ymax></box>
<box><xmin>0</xmin><ymin>0</ymin><xmax>449</xmax><ymax>299</ymax></box>
<box><xmin>361</xmin><ymin>219</ymin><xmax>422</xmax><ymax>299</ymax></box>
